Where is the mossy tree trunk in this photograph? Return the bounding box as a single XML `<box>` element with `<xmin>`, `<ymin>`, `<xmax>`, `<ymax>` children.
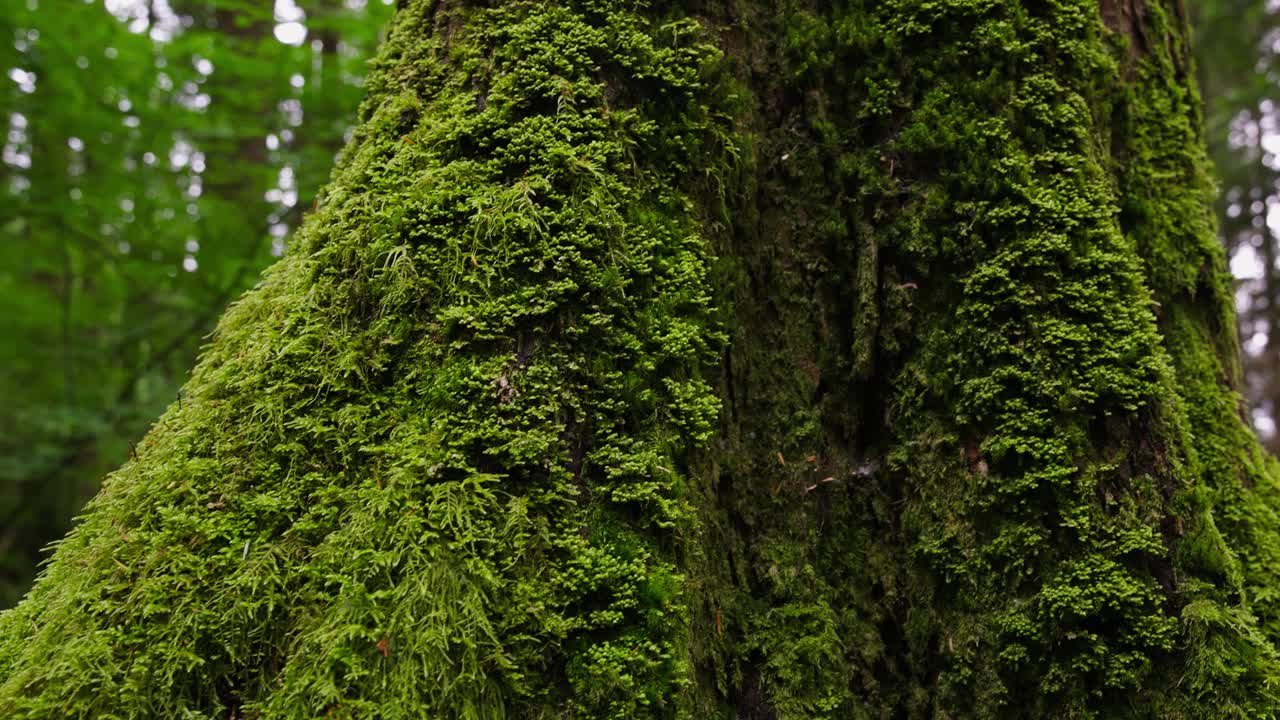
<box><xmin>3</xmin><ymin>0</ymin><xmax>1278</xmax><ymax>717</ymax></box>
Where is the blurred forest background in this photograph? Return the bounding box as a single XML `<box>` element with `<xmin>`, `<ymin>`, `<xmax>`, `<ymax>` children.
<box><xmin>0</xmin><ymin>0</ymin><xmax>1275</xmax><ymax>609</ymax></box>
<box><xmin>0</xmin><ymin>0</ymin><xmax>394</xmax><ymax>607</ymax></box>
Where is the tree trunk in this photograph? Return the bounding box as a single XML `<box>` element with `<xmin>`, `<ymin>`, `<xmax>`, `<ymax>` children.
<box><xmin>3</xmin><ymin>0</ymin><xmax>1278</xmax><ymax>717</ymax></box>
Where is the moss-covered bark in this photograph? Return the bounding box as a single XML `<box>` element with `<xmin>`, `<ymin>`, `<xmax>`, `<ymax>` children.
<box><xmin>696</xmin><ymin>1</ymin><xmax>1280</xmax><ymax>716</ymax></box>
<box><xmin>3</xmin><ymin>0</ymin><xmax>1279</xmax><ymax>717</ymax></box>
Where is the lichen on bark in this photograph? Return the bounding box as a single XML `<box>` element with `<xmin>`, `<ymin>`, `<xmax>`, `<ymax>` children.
<box><xmin>5</xmin><ymin>0</ymin><xmax>1280</xmax><ymax>718</ymax></box>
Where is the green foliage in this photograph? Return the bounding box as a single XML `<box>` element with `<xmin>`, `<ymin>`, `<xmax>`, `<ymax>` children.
<box><xmin>0</xmin><ymin>0</ymin><xmax>392</xmax><ymax>607</ymax></box>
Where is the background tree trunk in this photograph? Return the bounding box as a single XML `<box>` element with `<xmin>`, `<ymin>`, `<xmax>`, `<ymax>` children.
<box><xmin>4</xmin><ymin>0</ymin><xmax>1280</xmax><ymax>717</ymax></box>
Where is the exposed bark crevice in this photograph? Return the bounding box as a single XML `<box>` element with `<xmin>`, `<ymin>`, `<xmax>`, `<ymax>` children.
<box><xmin>1101</xmin><ymin>0</ymin><xmax>1151</xmax><ymax>58</ymax></box>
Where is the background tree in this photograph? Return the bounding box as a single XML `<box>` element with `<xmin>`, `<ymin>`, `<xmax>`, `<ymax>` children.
<box><xmin>0</xmin><ymin>0</ymin><xmax>392</xmax><ymax>607</ymax></box>
<box><xmin>1193</xmin><ymin>0</ymin><xmax>1280</xmax><ymax>450</ymax></box>
<box><xmin>5</xmin><ymin>0</ymin><xmax>1280</xmax><ymax>718</ymax></box>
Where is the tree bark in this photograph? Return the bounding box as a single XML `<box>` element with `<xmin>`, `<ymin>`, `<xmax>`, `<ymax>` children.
<box><xmin>3</xmin><ymin>0</ymin><xmax>1278</xmax><ymax>717</ymax></box>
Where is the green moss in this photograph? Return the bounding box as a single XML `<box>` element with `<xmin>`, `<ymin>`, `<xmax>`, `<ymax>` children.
<box><xmin>688</xmin><ymin>0</ymin><xmax>1280</xmax><ymax>717</ymax></box>
<box><xmin>0</xmin><ymin>1</ymin><xmax>736</xmax><ymax>717</ymax></box>
<box><xmin>7</xmin><ymin>0</ymin><xmax>1280</xmax><ymax>718</ymax></box>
